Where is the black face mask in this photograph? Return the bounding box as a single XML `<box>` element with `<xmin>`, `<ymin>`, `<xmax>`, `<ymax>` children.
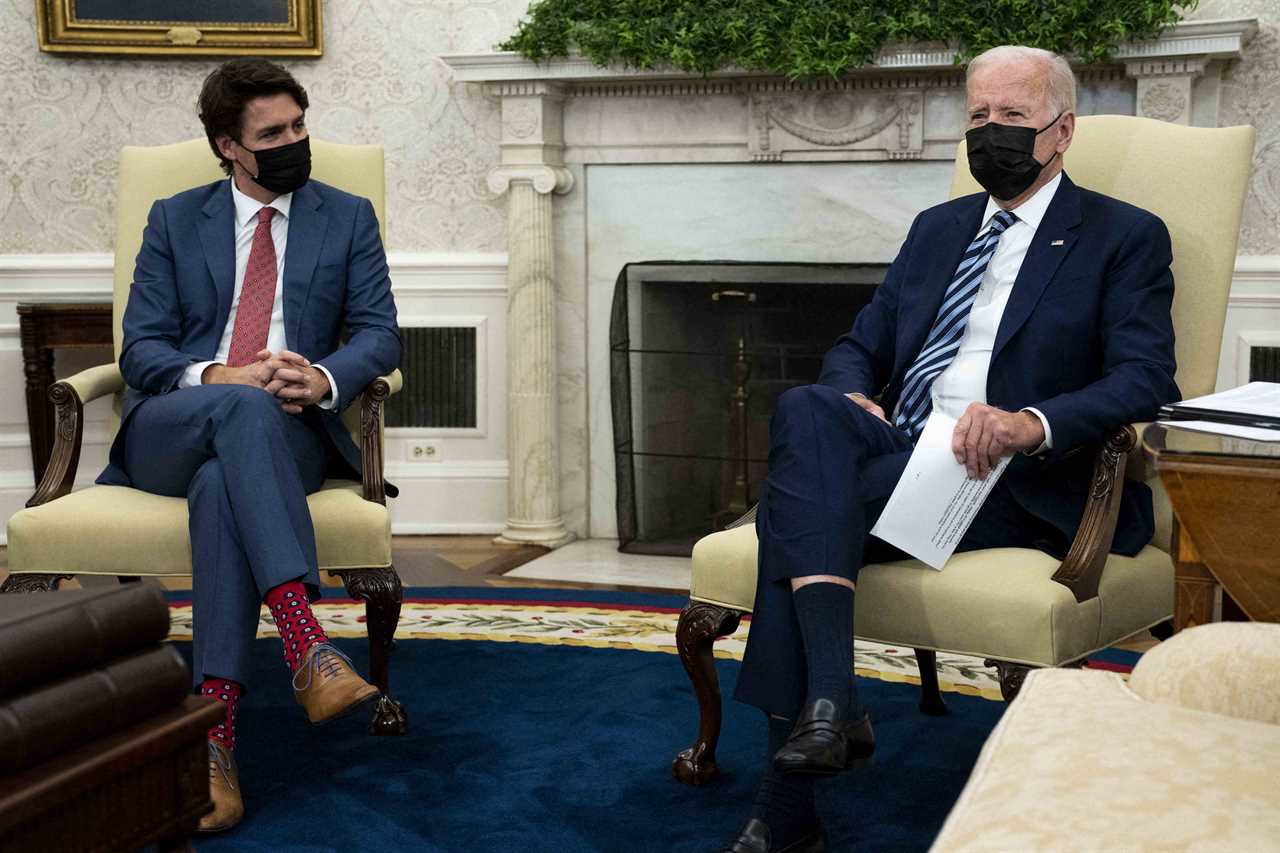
<box><xmin>965</xmin><ymin>112</ymin><xmax>1063</xmax><ymax>201</ymax></box>
<box><xmin>238</xmin><ymin>136</ymin><xmax>311</xmax><ymax>195</ymax></box>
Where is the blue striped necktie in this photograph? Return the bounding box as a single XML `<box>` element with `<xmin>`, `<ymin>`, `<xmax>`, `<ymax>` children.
<box><xmin>893</xmin><ymin>209</ymin><xmax>1018</xmax><ymax>441</ymax></box>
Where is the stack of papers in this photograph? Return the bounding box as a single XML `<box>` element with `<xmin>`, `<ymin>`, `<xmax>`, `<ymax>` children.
<box><xmin>1158</xmin><ymin>382</ymin><xmax>1280</xmax><ymax>442</ymax></box>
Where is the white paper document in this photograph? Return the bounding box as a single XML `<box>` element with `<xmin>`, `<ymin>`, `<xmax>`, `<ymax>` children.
<box><xmin>1173</xmin><ymin>382</ymin><xmax>1280</xmax><ymax>419</ymax></box>
<box><xmin>1160</xmin><ymin>419</ymin><xmax>1280</xmax><ymax>443</ymax></box>
<box><xmin>870</xmin><ymin>413</ymin><xmax>1012</xmax><ymax>570</ymax></box>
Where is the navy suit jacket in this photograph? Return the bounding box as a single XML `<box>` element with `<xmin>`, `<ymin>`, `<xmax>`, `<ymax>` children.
<box><xmin>818</xmin><ymin>173</ymin><xmax>1179</xmax><ymax>555</ymax></box>
<box><xmin>99</xmin><ymin>178</ymin><xmax>401</xmax><ymax>487</ymax></box>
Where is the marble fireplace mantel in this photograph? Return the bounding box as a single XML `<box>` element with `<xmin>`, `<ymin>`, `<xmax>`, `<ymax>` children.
<box><xmin>440</xmin><ymin>17</ymin><xmax>1256</xmax><ymax>547</ymax></box>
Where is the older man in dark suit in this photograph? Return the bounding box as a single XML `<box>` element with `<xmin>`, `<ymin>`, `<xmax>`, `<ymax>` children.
<box><xmin>722</xmin><ymin>45</ymin><xmax>1178</xmax><ymax>853</ymax></box>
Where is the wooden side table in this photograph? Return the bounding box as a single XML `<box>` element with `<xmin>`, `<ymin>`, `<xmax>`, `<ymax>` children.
<box><xmin>1144</xmin><ymin>423</ymin><xmax>1280</xmax><ymax>631</ymax></box>
<box><xmin>0</xmin><ymin>696</ymin><xmax>223</xmax><ymax>852</ymax></box>
<box><xmin>17</xmin><ymin>303</ymin><xmax>113</xmax><ymax>486</ymax></box>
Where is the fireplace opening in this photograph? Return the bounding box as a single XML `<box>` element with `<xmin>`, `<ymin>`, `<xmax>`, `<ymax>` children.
<box><xmin>610</xmin><ymin>262</ymin><xmax>887</xmax><ymax>556</ymax></box>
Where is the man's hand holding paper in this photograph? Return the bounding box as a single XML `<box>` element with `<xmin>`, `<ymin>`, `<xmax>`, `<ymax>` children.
<box><xmin>872</xmin><ymin>411</ymin><xmax>1020</xmax><ymax>570</ymax></box>
<box><xmin>951</xmin><ymin>402</ymin><xmax>1047</xmax><ymax>478</ymax></box>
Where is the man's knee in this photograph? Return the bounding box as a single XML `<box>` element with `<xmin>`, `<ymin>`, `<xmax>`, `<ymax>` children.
<box><xmin>774</xmin><ymin>384</ymin><xmax>847</xmax><ymax>427</ymax></box>
<box><xmin>212</xmin><ymin>384</ymin><xmax>284</xmax><ymax>421</ymax></box>
<box><xmin>775</xmin><ymin>384</ymin><xmax>822</xmax><ymax>419</ymax></box>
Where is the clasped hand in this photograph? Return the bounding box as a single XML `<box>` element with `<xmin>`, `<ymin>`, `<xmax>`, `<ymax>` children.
<box><xmin>204</xmin><ymin>349</ymin><xmax>330</xmax><ymax>414</ymax></box>
<box><xmin>846</xmin><ymin>394</ymin><xmax>1044</xmax><ymax>480</ymax></box>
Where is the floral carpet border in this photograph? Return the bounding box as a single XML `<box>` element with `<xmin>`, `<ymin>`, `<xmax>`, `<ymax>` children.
<box><xmin>166</xmin><ymin>595</ymin><xmax>1028</xmax><ymax>700</ymax></box>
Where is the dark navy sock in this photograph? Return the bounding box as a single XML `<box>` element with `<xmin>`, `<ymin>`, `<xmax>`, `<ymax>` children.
<box><xmin>750</xmin><ymin>715</ymin><xmax>816</xmax><ymax>840</ymax></box>
<box><xmin>792</xmin><ymin>582</ymin><xmax>854</xmax><ymax>712</ymax></box>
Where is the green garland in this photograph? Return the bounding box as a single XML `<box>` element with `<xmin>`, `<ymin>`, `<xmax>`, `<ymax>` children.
<box><xmin>499</xmin><ymin>0</ymin><xmax>1196</xmax><ymax>79</ymax></box>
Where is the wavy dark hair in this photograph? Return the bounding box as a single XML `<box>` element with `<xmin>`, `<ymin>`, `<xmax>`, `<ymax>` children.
<box><xmin>198</xmin><ymin>59</ymin><xmax>309</xmax><ymax>175</ymax></box>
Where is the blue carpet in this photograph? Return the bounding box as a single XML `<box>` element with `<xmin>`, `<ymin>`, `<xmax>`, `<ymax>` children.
<box><xmin>180</xmin><ymin>589</ymin><xmax>1004</xmax><ymax>852</ymax></box>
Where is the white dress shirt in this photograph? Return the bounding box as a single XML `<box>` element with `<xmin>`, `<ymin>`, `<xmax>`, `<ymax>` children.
<box><xmin>180</xmin><ymin>179</ymin><xmax>337</xmax><ymax>408</ymax></box>
<box><xmin>927</xmin><ymin>172</ymin><xmax>1061</xmax><ymax>451</ymax></box>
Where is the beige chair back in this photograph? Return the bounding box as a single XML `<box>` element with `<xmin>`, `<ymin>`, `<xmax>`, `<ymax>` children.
<box><xmin>113</xmin><ymin>138</ymin><xmax>387</xmax><ymax>442</ymax></box>
<box><xmin>951</xmin><ymin>115</ymin><xmax>1254</xmax><ymax>400</ymax></box>
<box><xmin>951</xmin><ymin>115</ymin><xmax>1255</xmax><ymax>553</ymax></box>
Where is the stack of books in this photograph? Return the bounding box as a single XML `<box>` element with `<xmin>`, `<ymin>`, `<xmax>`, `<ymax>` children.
<box><xmin>0</xmin><ymin>584</ymin><xmax>188</xmax><ymax>775</ymax></box>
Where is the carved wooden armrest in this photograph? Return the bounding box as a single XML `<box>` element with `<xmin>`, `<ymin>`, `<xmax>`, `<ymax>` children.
<box><xmin>358</xmin><ymin>370</ymin><xmax>403</xmax><ymax>505</ymax></box>
<box><xmin>29</xmin><ymin>364</ymin><xmax>126</xmax><ymax>508</ymax></box>
<box><xmin>1049</xmin><ymin>424</ymin><xmax>1137</xmax><ymax>603</ymax></box>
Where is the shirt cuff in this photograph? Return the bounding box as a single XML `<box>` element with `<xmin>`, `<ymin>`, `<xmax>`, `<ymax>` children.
<box><xmin>1021</xmin><ymin>407</ymin><xmax>1053</xmax><ymax>455</ymax></box>
<box><xmin>182</xmin><ymin>361</ymin><xmax>216</xmax><ymax>388</ymax></box>
<box><xmin>313</xmin><ymin>364</ymin><xmax>339</xmax><ymax>411</ymax></box>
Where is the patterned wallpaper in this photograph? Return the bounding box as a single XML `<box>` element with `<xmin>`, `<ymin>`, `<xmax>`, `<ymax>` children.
<box><xmin>1</xmin><ymin>0</ymin><xmax>1277</xmax><ymax>255</ymax></box>
<box><xmin>1192</xmin><ymin>0</ymin><xmax>1280</xmax><ymax>255</ymax></box>
<box><xmin>0</xmin><ymin>0</ymin><xmax>528</xmax><ymax>254</ymax></box>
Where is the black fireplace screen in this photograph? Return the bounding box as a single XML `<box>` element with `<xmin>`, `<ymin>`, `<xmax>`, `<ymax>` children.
<box><xmin>610</xmin><ymin>262</ymin><xmax>886</xmax><ymax>556</ymax></box>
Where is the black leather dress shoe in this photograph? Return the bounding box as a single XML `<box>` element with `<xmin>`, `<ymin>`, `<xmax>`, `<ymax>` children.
<box><xmin>772</xmin><ymin>698</ymin><xmax>875</xmax><ymax>776</ymax></box>
<box><xmin>721</xmin><ymin>818</ymin><xmax>825</xmax><ymax>853</ymax></box>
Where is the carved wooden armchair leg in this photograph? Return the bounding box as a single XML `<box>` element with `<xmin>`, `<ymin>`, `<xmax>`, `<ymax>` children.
<box><xmin>335</xmin><ymin>566</ymin><xmax>408</xmax><ymax>736</ymax></box>
<box><xmin>985</xmin><ymin>660</ymin><xmax>1033</xmax><ymax>702</ymax></box>
<box><xmin>672</xmin><ymin>601</ymin><xmax>743</xmax><ymax>785</ymax></box>
<box><xmin>0</xmin><ymin>574</ymin><xmax>72</xmax><ymax>594</ymax></box>
<box><xmin>913</xmin><ymin>648</ymin><xmax>947</xmax><ymax>716</ymax></box>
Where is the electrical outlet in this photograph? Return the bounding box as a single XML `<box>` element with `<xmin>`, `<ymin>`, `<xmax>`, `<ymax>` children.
<box><xmin>407</xmin><ymin>441</ymin><xmax>442</xmax><ymax>462</ymax></box>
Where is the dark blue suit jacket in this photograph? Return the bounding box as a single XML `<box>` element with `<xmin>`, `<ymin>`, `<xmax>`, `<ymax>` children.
<box><xmin>99</xmin><ymin>178</ymin><xmax>401</xmax><ymax>487</ymax></box>
<box><xmin>819</xmin><ymin>173</ymin><xmax>1179</xmax><ymax>555</ymax></box>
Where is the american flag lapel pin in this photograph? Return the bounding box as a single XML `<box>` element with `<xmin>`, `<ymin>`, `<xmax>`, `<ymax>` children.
<box><xmin>1050</xmin><ymin>239</ymin><xmax>1065</xmax><ymax>246</ymax></box>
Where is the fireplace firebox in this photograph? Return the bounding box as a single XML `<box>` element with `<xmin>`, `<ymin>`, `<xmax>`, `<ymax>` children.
<box><xmin>610</xmin><ymin>262</ymin><xmax>887</xmax><ymax>556</ymax></box>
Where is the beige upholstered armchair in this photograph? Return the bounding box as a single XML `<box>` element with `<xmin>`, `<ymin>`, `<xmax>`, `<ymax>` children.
<box><xmin>2</xmin><ymin>139</ymin><xmax>408</xmax><ymax>735</ymax></box>
<box><xmin>673</xmin><ymin>116</ymin><xmax>1256</xmax><ymax>784</ymax></box>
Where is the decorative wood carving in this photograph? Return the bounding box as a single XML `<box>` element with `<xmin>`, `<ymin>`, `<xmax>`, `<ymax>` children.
<box><xmin>27</xmin><ymin>381</ymin><xmax>84</xmax><ymax>509</ymax></box>
<box><xmin>335</xmin><ymin>566</ymin><xmax>408</xmax><ymax>736</ymax></box>
<box><xmin>360</xmin><ymin>377</ymin><xmax>391</xmax><ymax>506</ymax></box>
<box><xmin>1050</xmin><ymin>425</ymin><xmax>1136</xmax><ymax>603</ymax></box>
<box><xmin>749</xmin><ymin>91</ymin><xmax>923</xmax><ymax>161</ymax></box>
<box><xmin>672</xmin><ymin>601</ymin><xmax>743</xmax><ymax>785</ymax></box>
<box><xmin>913</xmin><ymin>648</ymin><xmax>947</xmax><ymax>716</ymax></box>
<box><xmin>985</xmin><ymin>659</ymin><xmax>1032</xmax><ymax>702</ymax></box>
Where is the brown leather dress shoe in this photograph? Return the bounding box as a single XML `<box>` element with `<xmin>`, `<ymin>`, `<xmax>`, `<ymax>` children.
<box><xmin>293</xmin><ymin>643</ymin><xmax>380</xmax><ymax>724</ymax></box>
<box><xmin>199</xmin><ymin>742</ymin><xmax>244</xmax><ymax>834</ymax></box>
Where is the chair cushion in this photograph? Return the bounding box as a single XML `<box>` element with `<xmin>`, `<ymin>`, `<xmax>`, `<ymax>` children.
<box><xmin>689</xmin><ymin>523</ymin><xmax>1172</xmax><ymax>666</ymax></box>
<box><xmin>7</xmin><ymin>481</ymin><xmax>390</xmax><ymax>577</ymax></box>
<box><xmin>930</xmin><ymin>668</ymin><xmax>1280</xmax><ymax>852</ymax></box>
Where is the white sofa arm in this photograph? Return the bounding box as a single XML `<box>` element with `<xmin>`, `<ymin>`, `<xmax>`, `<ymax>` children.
<box><xmin>1128</xmin><ymin>622</ymin><xmax>1280</xmax><ymax>725</ymax></box>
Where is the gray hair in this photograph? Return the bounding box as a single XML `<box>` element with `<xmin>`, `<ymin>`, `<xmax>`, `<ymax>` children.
<box><xmin>966</xmin><ymin>45</ymin><xmax>1077</xmax><ymax>116</ymax></box>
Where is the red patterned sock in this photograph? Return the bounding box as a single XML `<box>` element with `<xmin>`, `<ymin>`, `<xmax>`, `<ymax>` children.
<box><xmin>264</xmin><ymin>581</ymin><xmax>329</xmax><ymax>672</ymax></box>
<box><xmin>201</xmin><ymin>678</ymin><xmax>243</xmax><ymax>751</ymax></box>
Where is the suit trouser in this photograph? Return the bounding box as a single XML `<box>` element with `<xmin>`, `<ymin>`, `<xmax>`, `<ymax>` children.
<box><xmin>121</xmin><ymin>385</ymin><xmax>329</xmax><ymax>688</ymax></box>
<box><xmin>734</xmin><ymin>384</ymin><xmax>1054</xmax><ymax>717</ymax></box>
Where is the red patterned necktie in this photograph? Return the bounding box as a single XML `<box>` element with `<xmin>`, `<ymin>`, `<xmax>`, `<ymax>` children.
<box><xmin>225</xmin><ymin>207</ymin><xmax>278</xmax><ymax>368</ymax></box>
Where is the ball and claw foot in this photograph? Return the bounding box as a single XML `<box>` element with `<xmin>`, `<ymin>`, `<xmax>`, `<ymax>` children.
<box><xmin>673</xmin><ymin>745</ymin><xmax>719</xmax><ymax>785</ymax></box>
<box><xmin>370</xmin><ymin>695</ymin><xmax>408</xmax><ymax>736</ymax></box>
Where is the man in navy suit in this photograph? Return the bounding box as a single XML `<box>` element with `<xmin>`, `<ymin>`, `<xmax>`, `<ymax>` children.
<box><xmin>722</xmin><ymin>46</ymin><xmax>1178</xmax><ymax>853</ymax></box>
<box><xmin>96</xmin><ymin>59</ymin><xmax>400</xmax><ymax>833</ymax></box>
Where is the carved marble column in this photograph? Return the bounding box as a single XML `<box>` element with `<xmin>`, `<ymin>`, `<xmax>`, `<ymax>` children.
<box><xmin>1126</xmin><ymin>58</ymin><xmax>1207</xmax><ymax>125</ymax></box>
<box><xmin>488</xmin><ymin>84</ymin><xmax>575</xmax><ymax>547</ymax></box>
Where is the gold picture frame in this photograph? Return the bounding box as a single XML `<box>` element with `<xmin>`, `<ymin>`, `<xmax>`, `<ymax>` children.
<box><xmin>36</xmin><ymin>0</ymin><xmax>323</xmax><ymax>57</ymax></box>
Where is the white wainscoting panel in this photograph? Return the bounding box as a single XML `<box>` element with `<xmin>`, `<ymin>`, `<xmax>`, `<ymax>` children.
<box><xmin>1217</xmin><ymin>255</ymin><xmax>1280</xmax><ymax>391</ymax></box>
<box><xmin>0</xmin><ymin>252</ymin><xmax>510</xmax><ymax>543</ymax></box>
